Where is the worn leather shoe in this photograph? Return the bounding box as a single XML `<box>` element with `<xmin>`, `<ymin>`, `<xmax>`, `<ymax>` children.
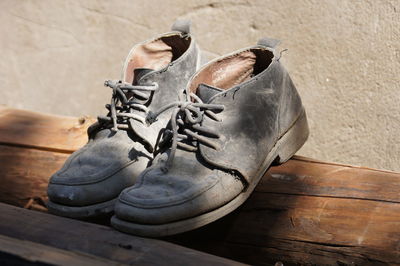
<box><xmin>47</xmin><ymin>20</ymin><xmax>201</xmax><ymax>218</ymax></box>
<box><xmin>111</xmin><ymin>38</ymin><xmax>309</xmax><ymax>237</ymax></box>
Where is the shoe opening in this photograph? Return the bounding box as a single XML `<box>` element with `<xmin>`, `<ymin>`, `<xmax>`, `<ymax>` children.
<box><xmin>190</xmin><ymin>47</ymin><xmax>274</xmax><ymax>94</ymax></box>
<box><xmin>124</xmin><ymin>34</ymin><xmax>192</xmax><ymax>84</ymax></box>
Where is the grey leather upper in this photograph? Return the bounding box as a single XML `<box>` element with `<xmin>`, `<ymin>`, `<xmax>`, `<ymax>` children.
<box><xmin>199</xmin><ymin>59</ymin><xmax>303</xmax><ymax>183</ymax></box>
<box><xmin>128</xmin><ymin>39</ymin><xmax>200</xmax><ymax>148</ymax></box>
<box><xmin>114</xmin><ymin>42</ymin><xmax>305</xmax><ymax>224</ymax></box>
<box><xmin>48</xmin><ymin>27</ymin><xmax>201</xmax><ymax>207</ymax></box>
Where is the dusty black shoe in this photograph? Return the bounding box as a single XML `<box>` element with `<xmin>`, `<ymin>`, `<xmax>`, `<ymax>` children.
<box><xmin>111</xmin><ymin>38</ymin><xmax>309</xmax><ymax>236</ymax></box>
<box><xmin>47</xmin><ymin>20</ymin><xmax>201</xmax><ymax>218</ymax></box>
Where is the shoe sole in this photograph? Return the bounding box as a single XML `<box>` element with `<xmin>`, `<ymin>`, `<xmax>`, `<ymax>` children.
<box><xmin>47</xmin><ymin>198</ymin><xmax>117</xmax><ymax>219</ymax></box>
<box><xmin>111</xmin><ymin>110</ymin><xmax>309</xmax><ymax>237</ymax></box>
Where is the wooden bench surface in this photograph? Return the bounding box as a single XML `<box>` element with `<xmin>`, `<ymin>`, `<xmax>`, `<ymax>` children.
<box><xmin>0</xmin><ymin>107</ymin><xmax>399</xmax><ymax>265</ymax></box>
<box><xmin>0</xmin><ymin>203</ymin><xmax>240</xmax><ymax>265</ymax></box>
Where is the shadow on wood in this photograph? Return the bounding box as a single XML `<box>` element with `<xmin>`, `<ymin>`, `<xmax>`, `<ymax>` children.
<box><xmin>0</xmin><ymin>203</ymin><xmax>241</xmax><ymax>265</ymax></box>
<box><xmin>0</xmin><ymin>107</ymin><xmax>399</xmax><ymax>265</ymax></box>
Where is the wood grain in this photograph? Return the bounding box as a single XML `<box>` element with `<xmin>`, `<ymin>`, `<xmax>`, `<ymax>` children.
<box><xmin>0</xmin><ymin>107</ymin><xmax>94</xmax><ymax>153</ymax></box>
<box><xmin>168</xmin><ymin>159</ymin><xmax>400</xmax><ymax>265</ymax></box>
<box><xmin>0</xmin><ymin>234</ymin><xmax>117</xmax><ymax>266</ymax></box>
<box><xmin>0</xmin><ymin>144</ymin><xmax>67</xmax><ymax>207</ymax></box>
<box><xmin>1</xmin><ymin>108</ymin><xmax>400</xmax><ymax>265</ymax></box>
<box><xmin>0</xmin><ymin>203</ymin><xmax>241</xmax><ymax>266</ymax></box>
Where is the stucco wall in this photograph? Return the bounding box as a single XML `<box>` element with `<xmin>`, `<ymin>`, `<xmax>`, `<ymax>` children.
<box><xmin>1</xmin><ymin>0</ymin><xmax>399</xmax><ymax>171</ymax></box>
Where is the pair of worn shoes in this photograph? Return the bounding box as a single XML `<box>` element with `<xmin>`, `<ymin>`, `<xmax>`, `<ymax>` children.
<box><xmin>47</xmin><ymin>20</ymin><xmax>309</xmax><ymax>237</ymax></box>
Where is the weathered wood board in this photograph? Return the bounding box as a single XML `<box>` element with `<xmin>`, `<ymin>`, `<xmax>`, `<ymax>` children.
<box><xmin>0</xmin><ymin>106</ymin><xmax>94</xmax><ymax>153</ymax></box>
<box><xmin>0</xmin><ymin>107</ymin><xmax>399</xmax><ymax>265</ymax></box>
<box><xmin>0</xmin><ymin>234</ymin><xmax>118</xmax><ymax>266</ymax></box>
<box><xmin>0</xmin><ymin>203</ymin><xmax>241</xmax><ymax>265</ymax></box>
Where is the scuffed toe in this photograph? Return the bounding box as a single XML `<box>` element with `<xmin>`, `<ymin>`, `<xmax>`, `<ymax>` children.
<box><xmin>114</xmin><ymin>164</ymin><xmax>243</xmax><ymax>224</ymax></box>
<box><xmin>48</xmin><ymin>130</ymin><xmax>151</xmax><ymax>207</ymax></box>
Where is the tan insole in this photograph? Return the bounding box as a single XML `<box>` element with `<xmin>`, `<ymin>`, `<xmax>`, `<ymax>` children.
<box><xmin>190</xmin><ymin>51</ymin><xmax>257</xmax><ymax>94</ymax></box>
<box><xmin>124</xmin><ymin>39</ymin><xmax>173</xmax><ymax>84</ymax></box>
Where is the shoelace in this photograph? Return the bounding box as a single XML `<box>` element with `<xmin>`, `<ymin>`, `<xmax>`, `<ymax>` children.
<box><xmin>148</xmin><ymin>93</ymin><xmax>224</xmax><ymax>172</ymax></box>
<box><xmin>89</xmin><ymin>80</ymin><xmax>159</xmax><ymax>153</ymax></box>
<box><xmin>98</xmin><ymin>80</ymin><xmax>158</xmax><ymax>132</ymax></box>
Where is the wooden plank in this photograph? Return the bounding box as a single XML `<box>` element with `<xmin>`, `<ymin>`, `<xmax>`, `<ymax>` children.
<box><xmin>0</xmin><ymin>144</ymin><xmax>67</xmax><ymax>207</ymax></box>
<box><xmin>2</xmin><ymin>145</ymin><xmax>400</xmax><ymax>264</ymax></box>
<box><xmin>0</xmin><ymin>203</ymin><xmax>242</xmax><ymax>266</ymax></box>
<box><xmin>1</xmin><ymin>108</ymin><xmax>400</xmax><ymax>265</ymax></box>
<box><xmin>169</xmin><ymin>159</ymin><xmax>400</xmax><ymax>265</ymax></box>
<box><xmin>0</xmin><ymin>234</ymin><xmax>118</xmax><ymax>266</ymax></box>
<box><xmin>0</xmin><ymin>107</ymin><xmax>94</xmax><ymax>153</ymax></box>
<box><xmin>265</xmin><ymin>156</ymin><xmax>400</xmax><ymax>202</ymax></box>
<box><xmin>207</xmin><ymin>195</ymin><xmax>399</xmax><ymax>265</ymax></box>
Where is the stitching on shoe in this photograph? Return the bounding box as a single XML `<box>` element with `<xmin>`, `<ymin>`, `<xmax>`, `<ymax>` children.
<box><xmin>52</xmin><ymin>155</ymin><xmax>138</xmax><ymax>185</ymax></box>
<box><xmin>119</xmin><ymin>168</ymin><xmax>219</xmax><ymax>208</ymax></box>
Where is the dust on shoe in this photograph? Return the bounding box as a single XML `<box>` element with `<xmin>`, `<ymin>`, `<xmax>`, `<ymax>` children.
<box><xmin>47</xmin><ymin>19</ymin><xmax>202</xmax><ymax>219</ymax></box>
<box><xmin>111</xmin><ymin>37</ymin><xmax>309</xmax><ymax>237</ymax></box>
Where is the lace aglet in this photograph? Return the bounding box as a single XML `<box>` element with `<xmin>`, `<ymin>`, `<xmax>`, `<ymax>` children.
<box><xmin>146</xmin><ymin>111</ymin><xmax>157</xmax><ymax>124</ymax></box>
<box><xmin>104</xmin><ymin>80</ymin><xmax>113</xmax><ymax>87</ymax></box>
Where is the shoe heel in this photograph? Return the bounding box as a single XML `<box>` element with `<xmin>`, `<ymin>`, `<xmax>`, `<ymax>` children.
<box><xmin>274</xmin><ymin>110</ymin><xmax>309</xmax><ymax>164</ymax></box>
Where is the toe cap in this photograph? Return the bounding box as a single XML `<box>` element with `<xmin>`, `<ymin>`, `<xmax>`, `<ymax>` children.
<box><xmin>48</xmin><ymin>131</ymin><xmax>151</xmax><ymax>206</ymax></box>
<box><xmin>114</xmin><ymin>166</ymin><xmax>243</xmax><ymax>224</ymax></box>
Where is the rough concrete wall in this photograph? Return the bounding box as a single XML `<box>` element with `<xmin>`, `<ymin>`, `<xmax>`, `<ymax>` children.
<box><xmin>0</xmin><ymin>0</ymin><xmax>399</xmax><ymax>171</ymax></box>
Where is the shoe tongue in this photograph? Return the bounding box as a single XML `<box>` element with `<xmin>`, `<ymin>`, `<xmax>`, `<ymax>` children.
<box><xmin>127</xmin><ymin>68</ymin><xmax>155</xmax><ymax>105</ymax></box>
<box><xmin>132</xmin><ymin>68</ymin><xmax>154</xmax><ymax>84</ymax></box>
<box><xmin>196</xmin><ymin>83</ymin><xmax>223</xmax><ymax>103</ymax></box>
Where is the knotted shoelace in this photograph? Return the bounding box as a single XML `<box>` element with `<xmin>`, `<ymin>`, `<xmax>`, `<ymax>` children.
<box><xmin>88</xmin><ymin>80</ymin><xmax>159</xmax><ymax>152</ymax></box>
<box><xmin>98</xmin><ymin>80</ymin><xmax>158</xmax><ymax>132</ymax></box>
<box><xmin>94</xmin><ymin>80</ymin><xmax>224</xmax><ymax>169</ymax></box>
<box><xmin>148</xmin><ymin>93</ymin><xmax>225</xmax><ymax>172</ymax></box>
